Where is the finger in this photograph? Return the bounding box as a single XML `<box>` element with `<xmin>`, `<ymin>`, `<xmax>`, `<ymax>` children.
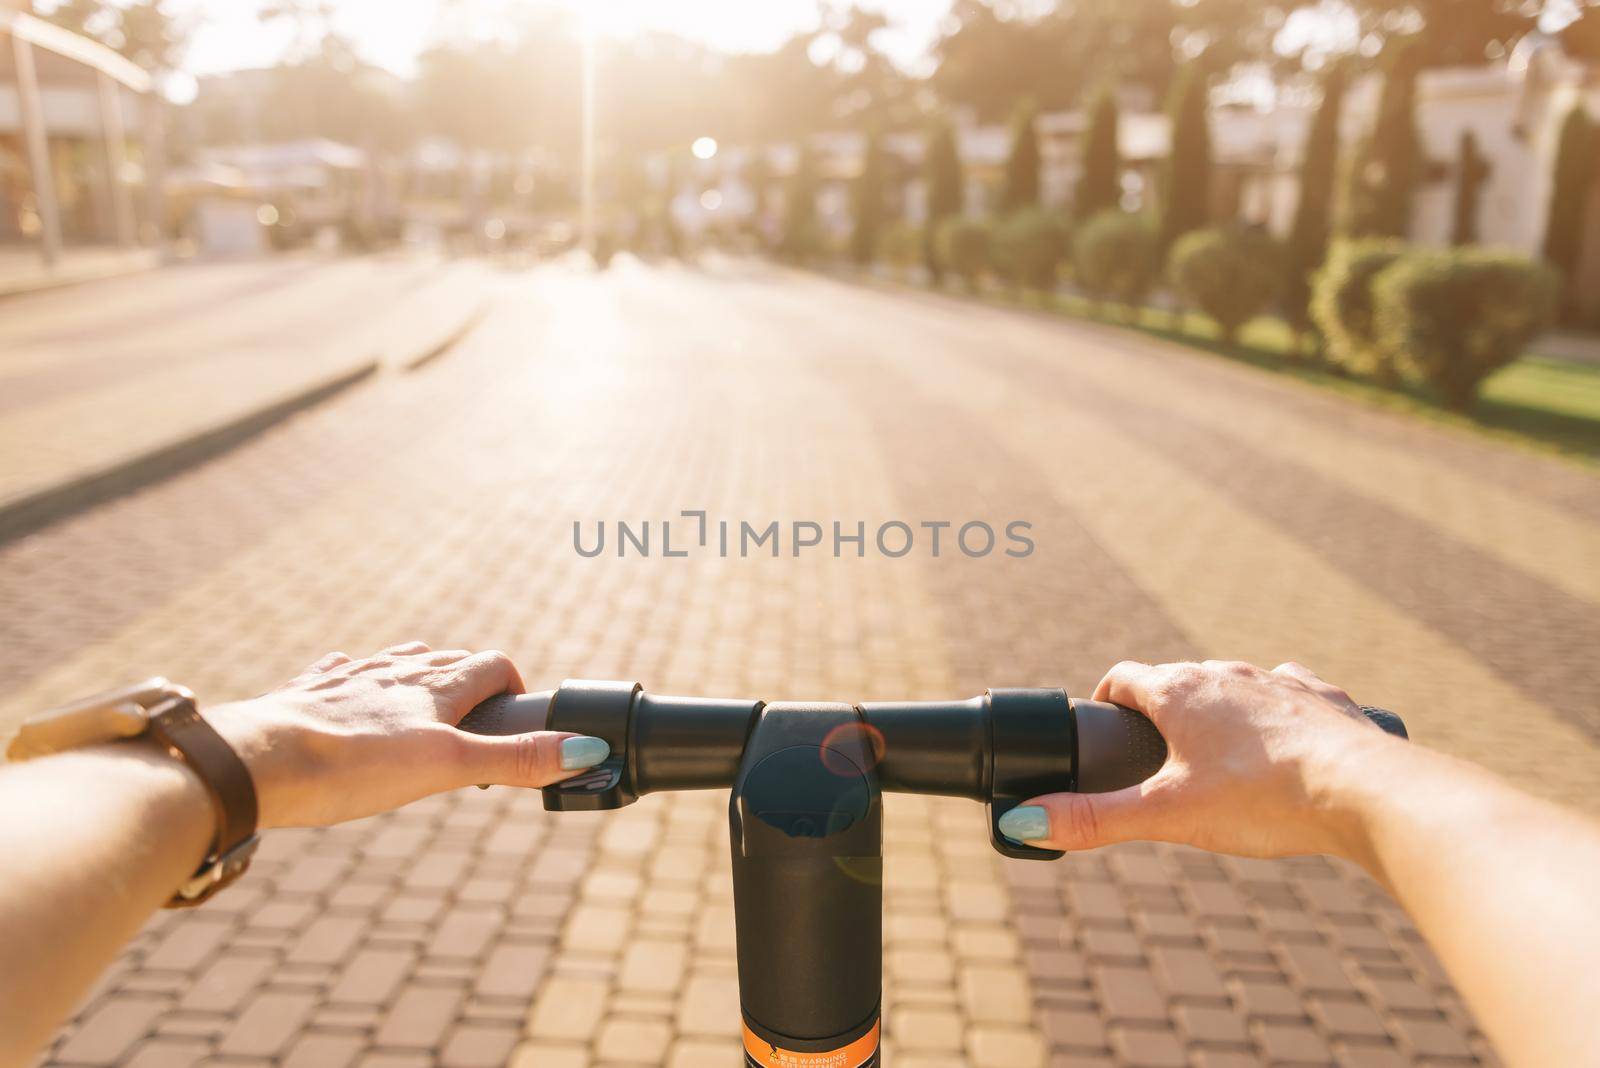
<box><xmin>453</xmin><ymin>730</ymin><xmax>610</xmax><ymax>789</ymax></box>
<box><xmin>434</xmin><ymin>650</ymin><xmax>525</xmax><ymax>723</ymax></box>
<box><xmin>300</xmin><ymin>652</ymin><xmax>351</xmax><ymax>676</ymax></box>
<box><xmin>1271</xmin><ymin>662</ymin><xmax>1360</xmax><ymax>715</ymax></box>
<box><xmin>381</xmin><ymin>640</ymin><xmax>432</xmax><ymax>656</ymax></box>
<box><xmin>418</xmin><ymin>649</ymin><xmax>473</xmax><ymax>667</ymax></box>
<box><xmin>1093</xmin><ymin>660</ymin><xmax>1181</xmax><ymax>723</ymax></box>
<box><xmin>998</xmin><ymin>770</ymin><xmax>1179</xmax><ymax>852</ymax></box>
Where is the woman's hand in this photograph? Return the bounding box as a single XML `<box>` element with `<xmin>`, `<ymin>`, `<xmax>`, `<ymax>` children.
<box><xmin>206</xmin><ymin>642</ymin><xmax>607</xmax><ymax>829</ymax></box>
<box><xmin>996</xmin><ymin>659</ymin><xmax>1395</xmax><ymax>865</ymax></box>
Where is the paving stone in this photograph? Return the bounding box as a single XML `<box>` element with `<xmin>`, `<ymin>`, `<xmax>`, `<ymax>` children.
<box><xmin>121</xmin><ymin>1038</ymin><xmax>209</xmax><ymax>1068</ymax></box>
<box><xmin>282</xmin><ymin>1032</ymin><xmax>367</xmax><ymax>1068</ymax></box>
<box><xmin>180</xmin><ymin>954</ymin><xmax>276</xmax><ymax>1013</ymax></box>
<box><xmin>330</xmin><ymin>949</ymin><xmax>414</xmax><ymax>1005</ymax></box>
<box><xmin>1253</xmin><ymin>1019</ymin><xmax>1335</xmax><ymax>1064</ymax></box>
<box><xmin>967</xmin><ymin>1024</ymin><xmax>1047</xmax><ymax>1068</ymax></box>
<box><xmin>439</xmin><ymin>1022</ymin><xmax>521</xmax><ymax>1068</ymax></box>
<box><xmin>218</xmin><ymin>992</ymin><xmax>318</xmax><ymax>1057</ymax></box>
<box><xmin>53</xmin><ymin>999</ymin><xmax>168</xmax><ymax>1067</ymax></box>
<box><xmin>617</xmin><ymin>939</ymin><xmax>688</xmax><ymax>994</ymax></box>
<box><xmin>476</xmin><ymin>943</ymin><xmax>550</xmax><ymax>1000</ymax></box>
<box><xmin>527</xmin><ymin>976</ymin><xmax>607</xmax><ymax>1041</ymax></box>
<box><xmin>373</xmin><ymin>985</ymin><xmax>463</xmax><ymax>1048</ymax></box>
<box><xmin>1092</xmin><ymin>965</ymin><xmax>1167</xmax><ymax>1023</ymax></box>
<box><xmin>1150</xmin><ymin>945</ymin><xmax>1228</xmax><ymax>1000</ymax></box>
<box><xmin>1108</xmin><ymin>1024</ymin><xmax>1188</xmax><ymax>1068</ymax></box>
<box><xmin>596</xmin><ymin>1018</ymin><xmax>673</xmax><ymax>1062</ymax></box>
<box><xmin>959</xmin><ymin>964</ymin><xmax>1034</xmax><ymax>1025</ymax></box>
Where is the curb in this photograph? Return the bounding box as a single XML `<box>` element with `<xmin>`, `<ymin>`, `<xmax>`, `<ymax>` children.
<box><xmin>400</xmin><ymin>299</ymin><xmax>491</xmax><ymax>372</ymax></box>
<box><xmin>0</xmin><ymin>251</ymin><xmax>164</xmax><ymax>301</ymax></box>
<box><xmin>0</xmin><ymin>286</ymin><xmax>492</xmax><ymax>546</ymax></box>
<box><xmin>0</xmin><ymin>360</ymin><xmax>378</xmax><ymax>547</ymax></box>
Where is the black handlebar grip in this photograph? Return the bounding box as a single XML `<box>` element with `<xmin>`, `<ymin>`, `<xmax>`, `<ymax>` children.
<box><xmin>1358</xmin><ymin>705</ymin><xmax>1408</xmax><ymax>740</ymax></box>
<box><xmin>456</xmin><ymin>691</ymin><xmax>554</xmax><ymax>736</ymax></box>
<box><xmin>1072</xmin><ymin>699</ymin><xmax>1408</xmax><ymax>794</ymax></box>
<box><xmin>1072</xmin><ymin>700</ymin><xmax>1169</xmax><ymax>794</ymax></box>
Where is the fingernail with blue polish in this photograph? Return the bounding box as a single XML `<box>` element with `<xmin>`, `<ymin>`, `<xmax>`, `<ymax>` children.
<box><xmin>559</xmin><ymin>736</ymin><xmax>610</xmax><ymax>770</ymax></box>
<box><xmin>998</xmin><ymin>805</ymin><xmax>1050</xmax><ymax>843</ymax></box>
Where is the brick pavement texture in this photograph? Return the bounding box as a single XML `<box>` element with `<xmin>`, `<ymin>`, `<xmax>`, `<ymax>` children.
<box><xmin>4</xmin><ymin>257</ymin><xmax>1596</xmax><ymax>1066</ymax></box>
<box><xmin>0</xmin><ymin>254</ymin><xmax>493</xmax><ymax>510</ymax></box>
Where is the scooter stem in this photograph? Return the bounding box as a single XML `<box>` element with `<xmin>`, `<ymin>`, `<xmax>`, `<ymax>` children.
<box><xmin>729</xmin><ymin>702</ymin><xmax>884</xmax><ymax>1067</ymax></box>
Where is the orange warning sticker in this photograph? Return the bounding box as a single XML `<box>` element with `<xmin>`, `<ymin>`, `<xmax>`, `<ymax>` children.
<box><xmin>742</xmin><ymin>1019</ymin><xmax>880</xmax><ymax>1068</ymax></box>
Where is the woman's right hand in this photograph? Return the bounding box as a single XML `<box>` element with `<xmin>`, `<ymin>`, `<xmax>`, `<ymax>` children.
<box><xmin>996</xmin><ymin>659</ymin><xmax>1396</xmax><ymax>865</ymax></box>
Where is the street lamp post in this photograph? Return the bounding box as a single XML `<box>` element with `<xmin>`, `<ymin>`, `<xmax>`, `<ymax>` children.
<box><xmin>580</xmin><ymin>28</ymin><xmax>595</xmax><ymax>256</ymax></box>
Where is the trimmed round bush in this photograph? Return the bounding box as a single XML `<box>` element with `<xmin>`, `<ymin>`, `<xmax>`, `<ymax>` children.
<box><xmin>1310</xmin><ymin>239</ymin><xmax>1406</xmax><ymax>380</ymax></box>
<box><xmin>992</xmin><ymin>208</ymin><xmax>1071</xmax><ymax>292</ymax></box>
<box><xmin>876</xmin><ymin>221</ymin><xmax>923</xmax><ymax>276</ymax></box>
<box><xmin>1373</xmin><ymin>249</ymin><xmax>1560</xmax><ymax>410</ymax></box>
<box><xmin>1169</xmin><ymin>225</ymin><xmax>1282</xmax><ymax>343</ymax></box>
<box><xmin>1073</xmin><ymin>210</ymin><xmax>1161</xmax><ymax>308</ymax></box>
<box><xmin>937</xmin><ymin>217</ymin><xmax>992</xmax><ymax>292</ymax></box>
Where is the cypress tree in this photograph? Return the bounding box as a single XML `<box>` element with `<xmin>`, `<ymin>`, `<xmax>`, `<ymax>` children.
<box><xmin>1284</xmin><ymin>63</ymin><xmax>1347</xmax><ymax>336</ymax></box>
<box><xmin>1338</xmin><ymin>44</ymin><xmax>1421</xmax><ymax>239</ymax></box>
<box><xmin>1001</xmin><ymin>99</ymin><xmax>1041</xmax><ymax>212</ymax></box>
<box><xmin>781</xmin><ymin>143</ymin><xmax>819</xmax><ymax>261</ymax></box>
<box><xmin>851</xmin><ymin>126</ymin><xmax>887</xmax><ymax>265</ymax></box>
<box><xmin>923</xmin><ymin>116</ymin><xmax>965</xmax><ymax>280</ymax></box>
<box><xmin>1451</xmin><ymin>130</ymin><xmax>1492</xmax><ymax>246</ymax></box>
<box><xmin>1159</xmin><ymin>64</ymin><xmax>1213</xmax><ymax>249</ymax></box>
<box><xmin>1076</xmin><ymin>84</ymin><xmax>1121</xmax><ymax>222</ymax></box>
<box><xmin>1542</xmin><ymin>103</ymin><xmax>1596</xmax><ymax>320</ymax></box>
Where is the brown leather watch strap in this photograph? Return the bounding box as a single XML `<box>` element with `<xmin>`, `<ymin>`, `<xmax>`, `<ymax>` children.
<box><xmin>146</xmin><ymin>694</ymin><xmax>259</xmax><ymax>907</ymax></box>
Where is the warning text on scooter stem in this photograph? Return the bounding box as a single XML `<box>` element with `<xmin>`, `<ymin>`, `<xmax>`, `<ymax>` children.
<box><xmin>573</xmin><ymin>511</ymin><xmax>1035</xmax><ymax>560</ymax></box>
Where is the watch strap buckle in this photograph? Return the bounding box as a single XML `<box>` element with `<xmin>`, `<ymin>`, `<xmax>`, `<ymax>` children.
<box><xmin>171</xmin><ymin>834</ymin><xmax>260</xmax><ymax>908</ymax></box>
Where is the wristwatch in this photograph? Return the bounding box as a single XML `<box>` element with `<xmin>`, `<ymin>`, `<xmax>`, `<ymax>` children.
<box><xmin>6</xmin><ymin>678</ymin><xmax>259</xmax><ymax>908</ymax></box>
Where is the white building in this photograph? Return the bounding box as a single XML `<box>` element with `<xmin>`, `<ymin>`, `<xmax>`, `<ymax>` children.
<box><xmin>662</xmin><ymin>35</ymin><xmax>1600</xmax><ymax>298</ymax></box>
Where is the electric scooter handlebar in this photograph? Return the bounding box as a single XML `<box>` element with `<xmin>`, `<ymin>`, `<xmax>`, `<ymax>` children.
<box><xmin>460</xmin><ymin>682</ymin><xmax>1403</xmax><ymax>1063</ymax></box>
<box><xmin>459</xmin><ymin>682</ymin><xmax>1406</xmax><ymax>862</ymax></box>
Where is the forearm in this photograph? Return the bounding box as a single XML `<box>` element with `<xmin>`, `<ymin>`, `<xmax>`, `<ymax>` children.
<box><xmin>0</xmin><ymin>743</ymin><xmax>211</xmax><ymax>1067</ymax></box>
<box><xmin>1329</xmin><ymin>737</ymin><xmax>1600</xmax><ymax>1068</ymax></box>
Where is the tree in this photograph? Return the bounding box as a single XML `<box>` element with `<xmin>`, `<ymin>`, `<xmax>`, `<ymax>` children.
<box><xmin>1075</xmin><ymin>85</ymin><xmax>1121</xmax><ymax>222</ymax></box>
<box><xmin>1001</xmin><ymin>100</ymin><xmax>1041</xmax><ymax>213</ymax></box>
<box><xmin>1563</xmin><ymin>2</ymin><xmax>1600</xmax><ymax>62</ymax></box>
<box><xmin>1337</xmin><ymin>44</ymin><xmax>1421</xmax><ymax>239</ymax></box>
<box><xmin>851</xmin><ymin>127</ymin><xmax>888</xmax><ymax>266</ymax></box>
<box><xmin>1320</xmin><ymin>2</ymin><xmax>1535</xmax><ymax>70</ymax></box>
<box><xmin>781</xmin><ymin>144</ymin><xmax>821</xmax><ymax>262</ymax></box>
<box><xmin>923</xmin><ymin>116</ymin><xmax>965</xmax><ymax>280</ymax></box>
<box><xmin>43</xmin><ymin>0</ymin><xmax>189</xmax><ymax>72</ymax></box>
<box><xmin>931</xmin><ymin>1</ymin><xmax>1082</xmax><ymax>122</ymax></box>
<box><xmin>1159</xmin><ymin>64</ymin><xmax>1212</xmax><ymax>249</ymax></box>
<box><xmin>1542</xmin><ymin>104</ymin><xmax>1597</xmax><ymax>320</ymax></box>
<box><xmin>1451</xmin><ymin>131</ymin><xmax>1492</xmax><ymax>246</ymax></box>
<box><xmin>1284</xmin><ymin>63</ymin><xmax>1347</xmax><ymax>337</ymax></box>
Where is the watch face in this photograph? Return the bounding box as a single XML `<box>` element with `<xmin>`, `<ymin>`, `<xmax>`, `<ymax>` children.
<box><xmin>7</xmin><ymin>691</ymin><xmax>156</xmax><ymax>761</ymax></box>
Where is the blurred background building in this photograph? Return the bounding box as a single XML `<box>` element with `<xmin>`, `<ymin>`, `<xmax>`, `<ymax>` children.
<box><xmin>0</xmin><ymin>0</ymin><xmax>1597</xmax><ymax>312</ymax></box>
<box><xmin>0</xmin><ymin>0</ymin><xmax>163</xmax><ymax>289</ymax></box>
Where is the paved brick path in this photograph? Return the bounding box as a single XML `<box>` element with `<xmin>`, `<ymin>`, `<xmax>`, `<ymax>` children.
<box><xmin>0</xmin><ymin>253</ymin><xmax>493</xmax><ymax>513</ymax></box>
<box><xmin>3</xmin><ymin>257</ymin><xmax>1596</xmax><ymax>1066</ymax></box>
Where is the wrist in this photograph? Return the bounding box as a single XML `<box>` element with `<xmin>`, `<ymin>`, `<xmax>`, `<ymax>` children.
<box><xmin>202</xmin><ymin>699</ymin><xmax>287</xmax><ymax>829</ymax></box>
<box><xmin>1301</xmin><ymin>726</ymin><xmax>1393</xmax><ymax>874</ymax></box>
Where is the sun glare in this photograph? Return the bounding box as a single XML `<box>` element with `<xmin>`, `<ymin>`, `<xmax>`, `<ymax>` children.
<box><xmin>176</xmin><ymin>0</ymin><xmax>949</xmax><ymax>80</ymax></box>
